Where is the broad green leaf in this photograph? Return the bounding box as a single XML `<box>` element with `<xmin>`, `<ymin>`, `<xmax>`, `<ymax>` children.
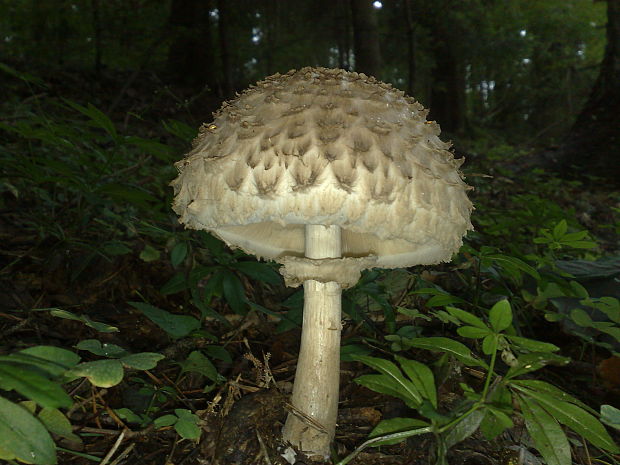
<box><xmin>174</xmin><ymin>409</ymin><xmax>201</xmax><ymax>440</ymax></box>
<box><xmin>49</xmin><ymin>309</ymin><xmax>118</xmax><ymax>332</ymax></box>
<box><xmin>556</xmin><ymin>257</ymin><xmax>620</xmax><ymax>280</ymax></box>
<box><xmin>396</xmin><ymin>356</ymin><xmax>437</xmax><ymax>408</ymax></box>
<box><xmin>591</xmin><ymin>297</ymin><xmax>620</xmax><ymax>323</ymax></box>
<box><xmin>505</xmin><ymin>335</ymin><xmax>560</xmax><ymax>353</ymax></box>
<box><xmin>175</xmin><ymin>418</ymin><xmax>201</xmax><ymax>440</ymax></box>
<box><xmin>544</xmin><ymin>312</ymin><xmax>564</xmax><ymax>322</ymax></box>
<box><xmin>0</xmin><ymin>363</ymin><xmax>71</xmax><ymax>408</ymax></box>
<box><xmin>519</xmin><ymin>395</ymin><xmax>570</xmax><ymax>465</ymax></box>
<box><xmin>570</xmin><ymin>308</ymin><xmax>593</xmax><ymax>327</ymax></box>
<box><xmin>0</xmin><ymin>396</ymin><xmax>57</xmax><ymax>464</ymax></box>
<box><xmin>204</xmin><ymin>346</ymin><xmax>232</xmax><ymax>364</ymax></box>
<box><xmin>18</xmin><ymin>346</ymin><xmax>80</xmax><ymax>373</ymax></box>
<box><xmin>75</xmin><ymin>339</ymin><xmax>128</xmax><ymax>358</ymax></box>
<box><xmin>0</xmin><ymin>444</ymin><xmax>16</xmax><ymax>461</ymax></box>
<box><xmin>569</xmin><ymin>281</ymin><xmax>589</xmax><ymax>299</ymax></box>
<box><xmin>446</xmin><ymin>307</ymin><xmax>488</xmax><ymax>329</ymax></box>
<box><xmin>120</xmin><ymin>353</ymin><xmax>164</xmax><ymax>370</ymax></box>
<box><xmin>355</xmin><ymin>374</ymin><xmax>418</xmax><ymax>407</ymax></box>
<box><xmin>160</xmin><ymin>272</ymin><xmax>188</xmax><ymax>295</ymax></box>
<box><xmin>341</xmin><ymin>344</ymin><xmax>373</xmax><ymax>362</ymax></box>
<box><xmin>154</xmin><ymin>414</ymin><xmax>178</xmax><ymax>428</ymax></box>
<box><xmin>480</xmin><ymin>407</ymin><xmax>514</xmax><ymax>440</ymax></box>
<box><xmin>489</xmin><ymin>300</ymin><xmax>512</xmax><ymax>332</ymax></box>
<box><xmin>553</xmin><ymin>220</ymin><xmax>568</xmax><ymax>239</ymax></box>
<box><xmin>38</xmin><ymin>408</ymin><xmax>81</xmax><ymax>443</ymax></box>
<box><xmin>430</xmin><ymin>310</ymin><xmax>462</xmax><ymax>326</ymax></box>
<box><xmin>445</xmin><ymin>408</ymin><xmax>485</xmax><ymax>449</ymax></box>
<box><xmin>0</xmin><ymin>353</ymin><xmax>73</xmax><ymax>380</ymax></box>
<box><xmin>564</xmin><ymin>240</ymin><xmax>596</xmax><ymax>249</ymax></box>
<box><xmin>427</xmin><ymin>294</ymin><xmax>466</xmax><ymax>307</ymax></box>
<box><xmin>171</xmin><ymin>242</ymin><xmax>188</xmax><ymax>267</ymax></box>
<box><xmin>139</xmin><ymin>244</ymin><xmax>160</xmax><ymax>262</ymax></box>
<box><xmin>598</xmin><ymin>326</ymin><xmax>620</xmax><ymax>342</ymax></box>
<box><xmin>369</xmin><ymin>418</ymin><xmax>430</xmax><ymax>446</ymax></box>
<box><xmin>482</xmin><ymin>334</ymin><xmax>498</xmax><ymax>355</ymax></box>
<box><xmin>515</xmin><ymin>388</ymin><xmax>619</xmax><ymax>452</ymax></box>
<box><xmin>418</xmin><ymin>400</ymin><xmax>450</xmax><ymax>423</ymax></box>
<box><xmin>396</xmin><ymin>307</ymin><xmax>432</xmax><ymax>321</ymax></box>
<box><xmin>403</xmin><ymin>337</ymin><xmax>488</xmax><ymax>368</ymax></box>
<box><xmin>510</xmin><ymin>380</ymin><xmax>592</xmax><ymax>412</ymax></box>
<box><xmin>20</xmin><ymin>400</ymin><xmax>37</xmax><ymax>413</ymax></box>
<box><xmin>179</xmin><ymin>351</ymin><xmax>220</xmax><ymax>382</ymax></box>
<box><xmin>221</xmin><ymin>270</ymin><xmax>247</xmax><ymax>314</ymax></box>
<box><xmin>561</xmin><ymin>230</ymin><xmax>589</xmax><ymax>242</ymax></box>
<box><xmin>71</xmin><ymin>360</ymin><xmax>124</xmax><ymax>387</ymax></box>
<box><xmin>601</xmin><ymin>405</ymin><xmax>620</xmax><ymax>430</ymax></box>
<box><xmin>486</xmin><ymin>254</ymin><xmax>540</xmax><ymax>280</ymax></box>
<box><xmin>102</xmin><ymin>241</ymin><xmax>132</xmax><ymax>256</ymax></box>
<box><xmin>129</xmin><ymin>301</ymin><xmax>200</xmax><ymax>339</ymax></box>
<box><xmin>505</xmin><ymin>352</ymin><xmax>570</xmax><ymax>379</ymax></box>
<box><xmin>115</xmin><ymin>408</ymin><xmax>149</xmax><ymax>425</ymax></box>
<box><xmin>457</xmin><ymin>325</ymin><xmax>491</xmax><ymax>339</ymax></box>
<box><xmin>353</xmin><ymin>355</ymin><xmax>423</xmax><ymax>407</ymax></box>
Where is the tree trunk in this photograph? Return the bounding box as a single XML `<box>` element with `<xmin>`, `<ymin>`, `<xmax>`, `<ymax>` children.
<box><xmin>261</xmin><ymin>0</ymin><xmax>283</xmax><ymax>76</ymax></box>
<box><xmin>167</xmin><ymin>0</ymin><xmax>217</xmax><ymax>89</ymax></box>
<box><xmin>91</xmin><ymin>0</ymin><xmax>103</xmax><ymax>76</ymax></box>
<box><xmin>167</xmin><ymin>0</ymin><xmax>198</xmax><ymax>83</ymax></box>
<box><xmin>557</xmin><ymin>0</ymin><xmax>620</xmax><ymax>180</ymax></box>
<box><xmin>217</xmin><ymin>0</ymin><xmax>234</xmax><ymax>96</ymax></box>
<box><xmin>335</xmin><ymin>1</ymin><xmax>351</xmax><ymax>70</ymax></box>
<box><xmin>404</xmin><ymin>0</ymin><xmax>416</xmax><ymax>96</ymax></box>
<box><xmin>429</xmin><ymin>30</ymin><xmax>466</xmax><ymax>135</ymax></box>
<box><xmin>350</xmin><ymin>0</ymin><xmax>381</xmax><ymax>77</ymax></box>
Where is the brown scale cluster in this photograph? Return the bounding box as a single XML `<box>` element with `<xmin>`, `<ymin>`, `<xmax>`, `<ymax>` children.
<box><xmin>171</xmin><ymin>67</ymin><xmax>473</xmax><ymax>269</ymax></box>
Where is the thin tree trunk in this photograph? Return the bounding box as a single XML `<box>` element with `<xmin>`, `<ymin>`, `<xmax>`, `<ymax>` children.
<box><xmin>429</xmin><ymin>26</ymin><xmax>466</xmax><ymax>135</ymax></box>
<box><xmin>217</xmin><ymin>0</ymin><xmax>234</xmax><ymax>96</ymax></box>
<box><xmin>558</xmin><ymin>0</ymin><xmax>620</xmax><ymax>179</ymax></box>
<box><xmin>262</xmin><ymin>0</ymin><xmax>279</xmax><ymax>75</ymax></box>
<box><xmin>404</xmin><ymin>0</ymin><xmax>416</xmax><ymax>96</ymax></box>
<box><xmin>166</xmin><ymin>0</ymin><xmax>218</xmax><ymax>91</ymax></box>
<box><xmin>350</xmin><ymin>0</ymin><xmax>381</xmax><ymax>77</ymax></box>
<box><xmin>335</xmin><ymin>1</ymin><xmax>351</xmax><ymax>70</ymax></box>
<box><xmin>91</xmin><ymin>0</ymin><xmax>103</xmax><ymax>76</ymax></box>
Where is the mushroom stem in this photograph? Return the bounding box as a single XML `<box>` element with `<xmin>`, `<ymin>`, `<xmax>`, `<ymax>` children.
<box><xmin>282</xmin><ymin>225</ymin><xmax>342</xmax><ymax>457</ymax></box>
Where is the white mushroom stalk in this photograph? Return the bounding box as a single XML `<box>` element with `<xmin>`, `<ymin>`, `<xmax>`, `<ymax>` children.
<box><xmin>170</xmin><ymin>67</ymin><xmax>473</xmax><ymax>459</ymax></box>
<box><xmin>281</xmin><ymin>225</ymin><xmax>343</xmax><ymax>454</ymax></box>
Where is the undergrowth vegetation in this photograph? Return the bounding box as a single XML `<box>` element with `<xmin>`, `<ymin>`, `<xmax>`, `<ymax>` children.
<box><xmin>1</xmin><ymin>65</ymin><xmax>619</xmax><ymax>465</ymax></box>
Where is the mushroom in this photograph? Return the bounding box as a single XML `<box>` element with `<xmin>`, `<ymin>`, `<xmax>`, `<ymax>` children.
<box><xmin>171</xmin><ymin>67</ymin><xmax>473</xmax><ymax>458</ymax></box>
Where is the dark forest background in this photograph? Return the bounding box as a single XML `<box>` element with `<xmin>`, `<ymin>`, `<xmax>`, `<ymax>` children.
<box><xmin>1</xmin><ymin>0</ymin><xmax>618</xmax><ymax>176</ymax></box>
<box><xmin>1</xmin><ymin>2</ymin><xmax>619</xmax><ymax>465</ymax></box>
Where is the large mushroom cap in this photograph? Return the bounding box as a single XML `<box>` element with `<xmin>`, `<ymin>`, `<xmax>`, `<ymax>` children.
<box><xmin>172</xmin><ymin>67</ymin><xmax>473</xmax><ymax>270</ymax></box>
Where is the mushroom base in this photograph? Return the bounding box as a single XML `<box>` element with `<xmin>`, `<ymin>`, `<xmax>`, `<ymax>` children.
<box><xmin>282</xmin><ymin>279</ymin><xmax>342</xmax><ymax>458</ymax></box>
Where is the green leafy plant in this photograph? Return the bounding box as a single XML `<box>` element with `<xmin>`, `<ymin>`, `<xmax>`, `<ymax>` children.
<box><xmin>153</xmin><ymin>409</ymin><xmax>202</xmax><ymax>440</ymax></box>
<box><xmin>337</xmin><ymin>300</ymin><xmax>619</xmax><ymax>465</ymax></box>
<box><xmin>0</xmin><ymin>308</ymin><xmax>165</xmax><ymax>465</ymax></box>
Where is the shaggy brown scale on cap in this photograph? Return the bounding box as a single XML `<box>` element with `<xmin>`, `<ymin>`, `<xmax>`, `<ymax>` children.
<box><xmin>171</xmin><ymin>67</ymin><xmax>473</xmax><ymax>270</ymax></box>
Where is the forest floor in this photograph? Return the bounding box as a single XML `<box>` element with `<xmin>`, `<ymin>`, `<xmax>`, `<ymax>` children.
<box><xmin>1</xmin><ymin>70</ymin><xmax>620</xmax><ymax>465</ymax></box>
